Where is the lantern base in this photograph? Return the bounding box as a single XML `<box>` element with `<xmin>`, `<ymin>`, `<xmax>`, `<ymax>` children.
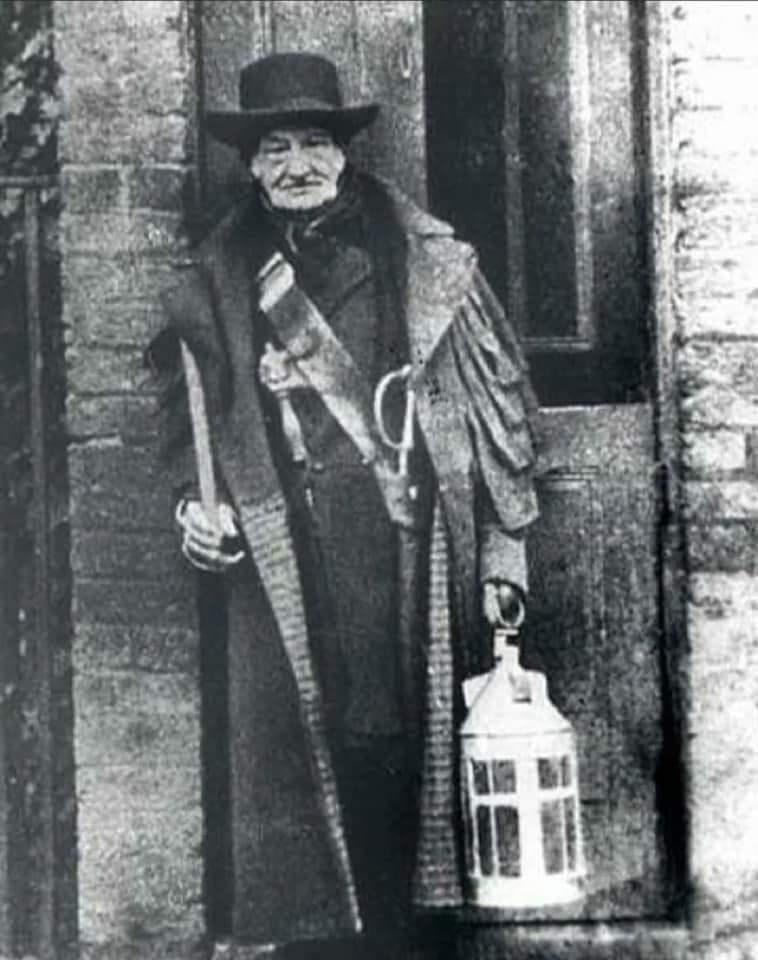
<box><xmin>466</xmin><ymin>873</ymin><xmax>585</xmax><ymax>910</ymax></box>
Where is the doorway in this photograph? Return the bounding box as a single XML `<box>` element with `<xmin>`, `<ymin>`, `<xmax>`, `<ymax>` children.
<box><xmin>196</xmin><ymin>0</ymin><xmax>685</xmax><ymax>933</ymax></box>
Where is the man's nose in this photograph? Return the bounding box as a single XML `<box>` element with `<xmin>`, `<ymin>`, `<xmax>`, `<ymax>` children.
<box><xmin>285</xmin><ymin>145</ymin><xmax>311</xmax><ymax>176</ymax></box>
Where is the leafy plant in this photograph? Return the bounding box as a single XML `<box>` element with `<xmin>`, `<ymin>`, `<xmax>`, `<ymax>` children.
<box><xmin>0</xmin><ymin>0</ymin><xmax>58</xmax><ymax>172</ymax></box>
<box><xmin>0</xmin><ymin>0</ymin><xmax>59</xmax><ymax>282</ymax></box>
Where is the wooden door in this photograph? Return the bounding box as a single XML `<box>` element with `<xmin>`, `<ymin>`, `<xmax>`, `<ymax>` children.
<box><xmin>199</xmin><ymin>0</ymin><xmax>675</xmax><ymax>930</ymax></box>
<box><xmin>425</xmin><ymin>0</ymin><xmax>672</xmax><ymax>920</ymax></box>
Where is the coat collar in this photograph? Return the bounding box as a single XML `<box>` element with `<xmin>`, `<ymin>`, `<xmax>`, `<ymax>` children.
<box><xmin>197</xmin><ymin>177</ymin><xmax>478</xmax><ymax>373</ymax></box>
<box><xmin>377</xmin><ymin>180</ymin><xmax>478</xmax><ymax>373</ymax></box>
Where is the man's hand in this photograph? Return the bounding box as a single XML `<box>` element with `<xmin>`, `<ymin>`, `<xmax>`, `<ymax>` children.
<box><xmin>482</xmin><ymin>580</ymin><xmax>525</xmax><ymax>628</ymax></box>
<box><xmin>176</xmin><ymin>500</ymin><xmax>245</xmax><ymax>572</ymax></box>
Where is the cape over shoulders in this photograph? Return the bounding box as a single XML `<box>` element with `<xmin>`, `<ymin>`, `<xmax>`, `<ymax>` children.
<box><xmin>185</xmin><ymin>173</ymin><xmax>469</xmax><ymax>265</ymax></box>
<box><xmin>156</xmin><ymin>173</ymin><xmax>480</xmax><ymax>376</ymax></box>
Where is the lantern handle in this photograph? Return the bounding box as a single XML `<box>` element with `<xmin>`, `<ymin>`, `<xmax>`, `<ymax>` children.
<box><xmin>491</xmin><ymin>595</ymin><xmax>525</xmax><ymax>665</ymax></box>
<box><xmin>493</xmin><ymin>594</ymin><xmax>525</xmax><ymax>631</ymax></box>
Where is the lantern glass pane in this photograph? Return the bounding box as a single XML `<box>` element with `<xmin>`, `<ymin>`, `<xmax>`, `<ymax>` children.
<box><xmin>541</xmin><ymin>799</ymin><xmax>565</xmax><ymax>874</ymax></box>
<box><xmin>495</xmin><ymin>805</ymin><xmax>520</xmax><ymax>876</ymax></box>
<box><xmin>538</xmin><ymin>757</ymin><xmax>561</xmax><ymax>789</ymax></box>
<box><xmin>493</xmin><ymin>759</ymin><xmax>516</xmax><ymax>793</ymax></box>
<box><xmin>561</xmin><ymin>755</ymin><xmax>572</xmax><ymax>786</ymax></box>
<box><xmin>476</xmin><ymin>805</ymin><xmax>494</xmax><ymax>876</ymax></box>
<box><xmin>464</xmin><ymin>798</ymin><xmax>475</xmax><ymax>874</ymax></box>
<box><xmin>564</xmin><ymin>797</ymin><xmax>577</xmax><ymax>871</ymax></box>
<box><xmin>472</xmin><ymin>760</ymin><xmax>490</xmax><ymax>795</ymax></box>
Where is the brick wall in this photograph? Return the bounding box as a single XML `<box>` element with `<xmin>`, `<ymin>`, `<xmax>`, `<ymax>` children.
<box><xmin>55</xmin><ymin>0</ymin><xmax>204</xmax><ymax>950</ymax></box>
<box><xmin>670</xmin><ymin>1</ymin><xmax>758</xmax><ymax>956</ymax></box>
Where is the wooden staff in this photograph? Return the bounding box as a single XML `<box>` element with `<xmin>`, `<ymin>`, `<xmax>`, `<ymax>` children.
<box><xmin>179</xmin><ymin>340</ymin><xmax>218</xmax><ymax>527</ymax></box>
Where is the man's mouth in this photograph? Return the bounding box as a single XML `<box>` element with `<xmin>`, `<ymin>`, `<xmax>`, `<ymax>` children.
<box><xmin>281</xmin><ymin>180</ymin><xmax>324</xmax><ymax>191</ymax></box>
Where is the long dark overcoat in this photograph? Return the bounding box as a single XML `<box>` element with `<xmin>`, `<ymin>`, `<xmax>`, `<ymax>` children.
<box><xmin>149</xmin><ymin>178</ymin><xmax>538</xmax><ymax>946</ymax></box>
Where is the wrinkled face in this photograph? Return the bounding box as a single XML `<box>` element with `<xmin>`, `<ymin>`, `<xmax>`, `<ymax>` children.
<box><xmin>250</xmin><ymin>126</ymin><xmax>347</xmax><ymax>210</ymax></box>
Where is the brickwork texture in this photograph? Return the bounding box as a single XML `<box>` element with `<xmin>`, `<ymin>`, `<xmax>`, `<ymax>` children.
<box><xmin>670</xmin><ymin>2</ymin><xmax>758</xmax><ymax>957</ymax></box>
<box><xmin>55</xmin><ymin>0</ymin><xmax>203</xmax><ymax>948</ymax></box>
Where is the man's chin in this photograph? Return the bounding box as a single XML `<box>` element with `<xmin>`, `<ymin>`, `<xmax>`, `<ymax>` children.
<box><xmin>268</xmin><ymin>186</ymin><xmax>338</xmax><ymax>211</ymax></box>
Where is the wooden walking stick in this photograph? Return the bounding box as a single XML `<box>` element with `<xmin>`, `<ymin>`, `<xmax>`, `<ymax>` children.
<box><xmin>179</xmin><ymin>340</ymin><xmax>219</xmax><ymax>527</ymax></box>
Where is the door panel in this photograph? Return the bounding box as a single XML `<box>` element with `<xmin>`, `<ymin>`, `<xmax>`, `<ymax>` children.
<box><xmin>524</xmin><ymin>405</ymin><xmax>664</xmax><ymax>917</ymax></box>
<box><xmin>201</xmin><ymin>0</ymin><xmax>273</xmax><ymax>209</ymax></box>
<box><xmin>425</xmin><ymin>0</ymin><xmax>650</xmax><ymax>406</ymax></box>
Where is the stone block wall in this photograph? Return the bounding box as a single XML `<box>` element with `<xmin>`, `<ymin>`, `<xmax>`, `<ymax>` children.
<box><xmin>670</xmin><ymin>1</ymin><xmax>758</xmax><ymax>956</ymax></box>
<box><xmin>55</xmin><ymin>0</ymin><xmax>204</xmax><ymax>950</ymax></box>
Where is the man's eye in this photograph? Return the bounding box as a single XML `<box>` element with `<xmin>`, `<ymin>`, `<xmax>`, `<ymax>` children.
<box><xmin>261</xmin><ymin>141</ymin><xmax>289</xmax><ymax>155</ymax></box>
<box><xmin>305</xmin><ymin>136</ymin><xmax>332</xmax><ymax>149</ymax></box>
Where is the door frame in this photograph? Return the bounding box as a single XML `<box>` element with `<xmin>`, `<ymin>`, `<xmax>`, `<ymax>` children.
<box><xmin>638</xmin><ymin>0</ymin><xmax>690</xmax><ymax>923</ymax></box>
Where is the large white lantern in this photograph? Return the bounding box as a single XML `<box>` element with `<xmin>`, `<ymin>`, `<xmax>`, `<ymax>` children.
<box><xmin>460</xmin><ymin>626</ymin><xmax>586</xmax><ymax>909</ymax></box>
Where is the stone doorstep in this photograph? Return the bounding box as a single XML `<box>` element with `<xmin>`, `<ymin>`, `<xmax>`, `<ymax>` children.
<box><xmin>205</xmin><ymin>921</ymin><xmax>691</xmax><ymax>960</ymax></box>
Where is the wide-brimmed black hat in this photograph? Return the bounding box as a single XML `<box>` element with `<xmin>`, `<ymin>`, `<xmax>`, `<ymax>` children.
<box><xmin>205</xmin><ymin>52</ymin><xmax>380</xmax><ymax>152</ymax></box>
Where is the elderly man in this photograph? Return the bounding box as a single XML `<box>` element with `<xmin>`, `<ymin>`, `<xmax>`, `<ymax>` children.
<box><xmin>147</xmin><ymin>52</ymin><xmax>539</xmax><ymax>960</ymax></box>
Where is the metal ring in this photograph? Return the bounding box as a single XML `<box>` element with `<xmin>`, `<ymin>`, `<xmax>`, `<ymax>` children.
<box><xmin>496</xmin><ymin>592</ymin><xmax>526</xmax><ymax>630</ymax></box>
<box><xmin>373</xmin><ymin>363</ymin><xmax>412</xmax><ymax>449</ymax></box>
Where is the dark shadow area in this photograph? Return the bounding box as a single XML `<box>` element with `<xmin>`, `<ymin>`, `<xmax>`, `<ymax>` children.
<box><xmin>0</xmin><ymin>180</ymin><xmax>76</xmax><ymax>953</ymax></box>
<box><xmin>197</xmin><ymin>574</ymin><xmax>233</xmax><ymax>939</ymax></box>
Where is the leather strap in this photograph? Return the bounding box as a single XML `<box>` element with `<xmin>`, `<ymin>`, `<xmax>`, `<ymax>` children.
<box><xmin>257</xmin><ymin>254</ymin><xmax>417</xmax><ymax>528</ymax></box>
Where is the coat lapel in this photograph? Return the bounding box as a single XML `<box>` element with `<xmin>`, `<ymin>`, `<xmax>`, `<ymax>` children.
<box><xmin>380</xmin><ymin>180</ymin><xmax>478</xmax><ymax>373</ymax></box>
<box><xmin>388</xmin><ymin>189</ymin><xmax>482</xmax><ymax>656</ymax></box>
<box><xmin>192</xmin><ymin>208</ymin><xmax>362</xmax><ymax>929</ymax></box>
<box><xmin>405</xmin><ymin>234</ymin><xmax>477</xmax><ymax>372</ymax></box>
<box><xmin>235</xmin><ymin>495</ymin><xmax>362</xmax><ymax>933</ymax></box>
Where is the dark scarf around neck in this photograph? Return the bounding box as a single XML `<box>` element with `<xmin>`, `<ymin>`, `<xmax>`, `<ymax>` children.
<box><xmin>255</xmin><ymin>167</ymin><xmax>410</xmax><ymax>382</ymax></box>
<box><xmin>258</xmin><ymin>165</ymin><xmax>365</xmax><ymax>261</ymax></box>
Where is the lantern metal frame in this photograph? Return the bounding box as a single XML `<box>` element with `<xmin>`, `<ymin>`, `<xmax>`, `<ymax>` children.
<box><xmin>460</xmin><ymin>627</ymin><xmax>587</xmax><ymax>910</ymax></box>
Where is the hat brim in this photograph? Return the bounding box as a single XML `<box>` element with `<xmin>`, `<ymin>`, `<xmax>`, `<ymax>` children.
<box><xmin>204</xmin><ymin>104</ymin><xmax>380</xmax><ymax>151</ymax></box>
